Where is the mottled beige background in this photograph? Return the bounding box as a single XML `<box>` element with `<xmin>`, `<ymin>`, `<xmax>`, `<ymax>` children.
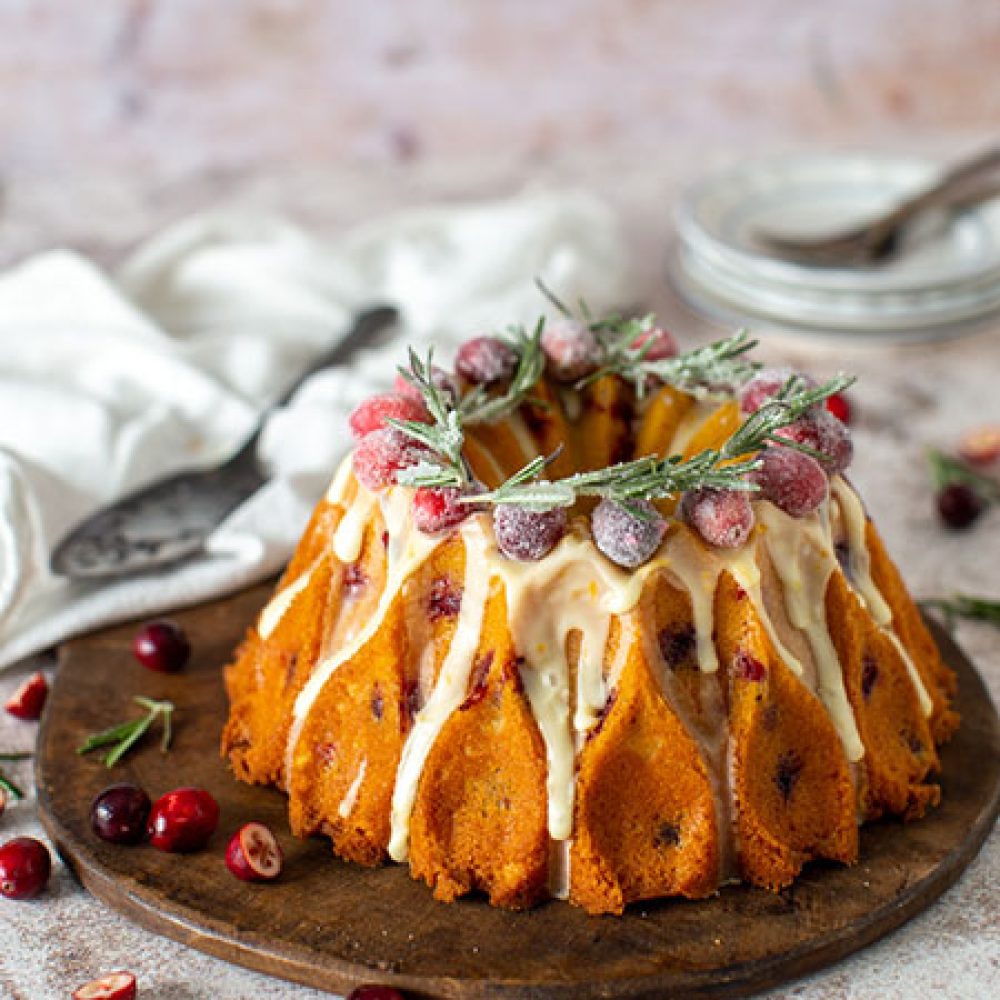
<box><xmin>0</xmin><ymin>2</ymin><xmax>998</xmax><ymax>999</ymax></box>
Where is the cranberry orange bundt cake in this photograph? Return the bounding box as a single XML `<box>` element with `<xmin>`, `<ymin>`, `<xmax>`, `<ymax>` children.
<box><xmin>222</xmin><ymin>311</ymin><xmax>958</xmax><ymax>915</ymax></box>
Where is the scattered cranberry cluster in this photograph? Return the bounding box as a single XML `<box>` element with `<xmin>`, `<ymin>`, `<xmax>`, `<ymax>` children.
<box><xmin>932</xmin><ymin>425</ymin><xmax>1000</xmax><ymax>529</ymax></box>
<box><xmin>349</xmin><ymin>319</ymin><xmax>854</xmax><ymax>571</ymax></box>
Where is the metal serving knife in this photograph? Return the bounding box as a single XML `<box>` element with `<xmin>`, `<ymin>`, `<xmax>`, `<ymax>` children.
<box><xmin>50</xmin><ymin>305</ymin><xmax>398</xmax><ymax>580</ymax></box>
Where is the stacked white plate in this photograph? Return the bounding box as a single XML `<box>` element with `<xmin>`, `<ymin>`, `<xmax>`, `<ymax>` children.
<box><xmin>671</xmin><ymin>154</ymin><xmax>1000</xmax><ymax>340</ymax></box>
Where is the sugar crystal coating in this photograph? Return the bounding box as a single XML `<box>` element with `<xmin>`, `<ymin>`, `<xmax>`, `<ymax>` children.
<box><xmin>751</xmin><ymin>446</ymin><xmax>829</xmax><ymax>518</ymax></box>
<box><xmin>349</xmin><ymin>393</ymin><xmax>430</xmax><ymax>441</ymax></box>
<box><xmin>738</xmin><ymin>368</ymin><xmax>817</xmax><ymax>414</ymax></box>
<box><xmin>541</xmin><ymin>320</ymin><xmax>601</xmax><ymax>382</ymax></box>
<box><xmin>352</xmin><ymin>427</ymin><xmax>430</xmax><ymax>490</ymax></box>
<box><xmin>681</xmin><ymin>488</ymin><xmax>755</xmax><ymax>549</ymax></box>
<box><xmin>455</xmin><ymin>336</ymin><xmax>518</xmax><ymax>384</ymax></box>
<box><xmin>773</xmin><ymin>409</ymin><xmax>853</xmax><ymax>474</ymax></box>
<box><xmin>632</xmin><ymin>327</ymin><xmax>678</xmax><ymax>361</ymax></box>
<box><xmin>412</xmin><ymin>486</ymin><xmax>475</xmax><ymax>534</ymax></box>
<box><xmin>591</xmin><ymin>498</ymin><xmax>666</xmax><ymax>568</ymax></box>
<box><xmin>493</xmin><ymin>504</ymin><xmax>568</xmax><ymax>561</ymax></box>
<box><xmin>394</xmin><ymin>366</ymin><xmax>459</xmax><ymax>403</ymax></box>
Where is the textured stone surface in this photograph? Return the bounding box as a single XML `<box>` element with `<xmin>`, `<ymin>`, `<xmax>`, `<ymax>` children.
<box><xmin>1</xmin><ymin>1</ymin><xmax>998</xmax><ymax>995</ymax></box>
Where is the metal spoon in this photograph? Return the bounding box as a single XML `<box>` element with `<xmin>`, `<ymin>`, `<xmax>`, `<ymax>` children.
<box><xmin>754</xmin><ymin>145</ymin><xmax>1000</xmax><ymax>267</ymax></box>
<box><xmin>50</xmin><ymin>305</ymin><xmax>398</xmax><ymax>580</ymax></box>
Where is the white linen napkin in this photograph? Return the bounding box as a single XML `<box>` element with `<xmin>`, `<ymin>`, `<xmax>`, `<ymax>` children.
<box><xmin>0</xmin><ymin>190</ymin><xmax>638</xmax><ymax>668</ymax></box>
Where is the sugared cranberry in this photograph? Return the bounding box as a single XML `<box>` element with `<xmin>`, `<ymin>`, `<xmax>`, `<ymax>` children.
<box><xmin>132</xmin><ymin>620</ymin><xmax>190</xmax><ymax>674</ymax></box>
<box><xmin>352</xmin><ymin>427</ymin><xmax>430</xmax><ymax>491</ymax></box>
<box><xmin>4</xmin><ymin>671</ymin><xmax>48</xmax><ymax>720</ymax></box>
<box><xmin>0</xmin><ymin>836</ymin><xmax>51</xmax><ymax>899</ymax></box>
<box><xmin>348</xmin><ymin>393</ymin><xmax>429</xmax><ymax>441</ymax></box>
<box><xmin>346</xmin><ymin>987</ymin><xmax>407</xmax><ymax>1000</ymax></box>
<box><xmin>592</xmin><ymin>499</ymin><xmax>666</xmax><ymax>568</ymax></box>
<box><xmin>412</xmin><ymin>487</ymin><xmax>475</xmax><ymax>534</ymax></box>
<box><xmin>773</xmin><ymin>409</ymin><xmax>853</xmax><ymax>474</ymax></box>
<box><xmin>681</xmin><ymin>488</ymin><xmax>755</xmax><ymax>548</ymax></box>
<box><xmin>824</xmin><ymin>392</ymin><xmax>853</xmax><ymax>425</ymax></box>
<box><xmin>394</xmin><ymin>366</ymin><xmax>458</xmax><ymax>403</ymax></box>
<box><xmin>225</xmin><ymin>822</ymin><xmax>283</xmax><ymax>882</ymax></box>
<box><xmin>738</xmin><ymin>368</ymin><xmax>816</xmax><ymax>413</ymax></box>
<box><xmin>958</xmin><ymin>424</ymin><xmax>1000</xmax><ymax>466</ymax></box>
<box><xmin>91</xmin><ymin>784</ymin><xmax>151</xmax><ymax>845</ymax></box>
<box><xmin>936</xmin><ymin>482</ymin><xmax>984</xmax><ymax>529</ymax></box>
<box><xmin>455</xmin><ymin>336</ymin><xmax>518</xmax><ymax>384</ymax></box>
<box><xmin>541</xmin><ymin>320</ymin><xmax>601</xmax><ymax>382</ymax></box>
<box><xmin>72</xmin><ymin>971</ymin><xmax>137</xmax><ymax>1000</ymax></box>
<box><xmin>493</xmin><ymin>504</ymin><xmax>567</xmax><ymax>561</ymax></box>
<box><xmin>631</xmin><ymin>327</ymin><xmax>678</xmax><ymax>361</ymax></box>
<box><xmin>751</xmin><ymin>446</ymin><xmax>828</xmax><ymax>518</ymax></box>
<box><xmin>147</xmin><ymin>788</ymin><xmax>219</xmax><ymax>853</ymax></box>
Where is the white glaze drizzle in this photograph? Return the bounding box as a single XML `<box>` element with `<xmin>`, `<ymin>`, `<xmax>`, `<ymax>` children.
<box><xmin>258</xmin><ymin>560</ymin><xmax>318</xmax><ymax>640</ymax></box>
<box><xmin>388</xmin><ymin>522</ymin><xmax>492</xmax><ymax>860</ymax></box>
<box><xmin>337</xmin><ymin>759</ymin><xmax>367</xmax><ymax>818</ymax></box>
<box><xmin>333</xmin><ymin>487</ymin><xmax>377</xmax><ymax>564</ymax></box>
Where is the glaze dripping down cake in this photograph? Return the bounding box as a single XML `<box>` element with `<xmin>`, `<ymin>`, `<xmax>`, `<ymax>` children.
<box><xmin>223</xmin><ymin>314</ymin><xmax>958</xmax><ymax>914</ymax></box>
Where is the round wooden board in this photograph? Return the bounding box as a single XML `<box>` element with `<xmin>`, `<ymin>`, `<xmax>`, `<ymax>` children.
<box><xmin>36</xmin><ymin>584</ymin><xmax>1000</xmax><ymax>1000</ymax></box>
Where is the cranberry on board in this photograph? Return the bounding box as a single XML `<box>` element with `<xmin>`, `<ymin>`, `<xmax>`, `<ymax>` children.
<box><xmin>225</xmin><ymin>822</ymin><xmax>284</xmax><ymax>882</ymax></box>
<box><xmin>147</xmin><ymin>787</ymin><xmax>219</xmax><ymax>853</ymax></box>
<box><xmin>132</xmin><ymin>620</ymin><xmax>191</xmax><ymax>673</ymax></box>
<box><xmin>71</xmin><ymin>971</ymin><xmax>138</xmax><ymax>1000</ymax></box>
<box><xmin>0</xmin><ymin>836</ymin><xmax>51</xmax><ymax>899</ymax></box>
<box><xmin>346</xmin><ymin>987</ymin><xmax>407</xmax><ymax>1000</ymax></box>
<box><xmin>91</xmin><ymin>784</ymin><xmax>152</xmax><ymax>845</ymax></box>
<box><xmin>4</xmin><ymin>671</ymin><xmax>48</xmax><ymax>720</ymax></box>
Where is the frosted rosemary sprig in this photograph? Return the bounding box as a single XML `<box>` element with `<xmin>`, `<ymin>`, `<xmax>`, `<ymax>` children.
<box><xmin>77</xmin><ymin>696</ymin><xmax>175</xmax><ymax>768</ymax></box>
<box><xmin>459</xmin><ymin>319</ymin><xmax>546</xmax><ymax>425</ymax></box>
<box><xmin>921</xmin><ymin>594</ymin><xmax>1000</xmax><ymax>630</ymax></box>
<box><xmin>927</xmin><ymin>448</ymin><xmax>1000</xmax><ymax>503</ymax></box>
<box><xmin>467</xmin><ymin>374</ymin><xmax>853</xmax><ymax>512</ymax></box>
<box><xmin>391</xmin><ymin>348</ymin><xmax>471</xmax><ymax>490</ymax></box>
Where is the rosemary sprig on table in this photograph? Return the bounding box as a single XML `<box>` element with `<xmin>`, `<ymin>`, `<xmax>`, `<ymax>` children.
<box><xmin>468</xmin><ymin>373</ymin><xmax>855</xmax><ymax>512</ymax></box>
<box><xmin>77</xmin><ymin>696</ymin><xmax>175</xmax><ymax>768</ymax></box>
<box><xmin>921</xmin><ymin>594</ymin><xmax>1000</xmax><ymax>630</ymax></box>
<box><xmin>0</xmin><ymin>771</ymin><xmax>24</xmax><ymax>801</ymax></box>
<box><xmin>927</xmin><ymin>448</ymin><xmax>1000</xmax><ymax>503</ymax></box>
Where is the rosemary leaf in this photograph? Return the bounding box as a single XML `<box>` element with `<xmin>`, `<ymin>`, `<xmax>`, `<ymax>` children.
<box><xmin>927</xmin><ymin>449</ymin><xmax>1000</xmax><ymax>503</ymax></box>
<box><xmin>0</xmin><ymin>772</ymin><xmax>24</xmax><ymax>800</ymax></box>
<box><xmin>921</xmin><ymin>594</ymin><xmax>1000</xmax><ymax>629</ymax></box>
<box><xmin>0</xmin><ymin>751</ymin><xmax>32</xmax><ymax>762</ymax></box>
<box><xmin>77</xmin><ymin>697</ymin><xmax>175</xmax><ymax>768</ymax></box>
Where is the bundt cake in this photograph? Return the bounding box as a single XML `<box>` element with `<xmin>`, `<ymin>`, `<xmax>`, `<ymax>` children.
<box><xmin>222</xmin><ymin>308</ymin><xmax>959</xmax><ymax>915</ymax></box>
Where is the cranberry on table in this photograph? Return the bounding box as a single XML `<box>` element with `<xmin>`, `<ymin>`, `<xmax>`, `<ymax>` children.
<box><xmin>225</xmin><ymin>822</ymin><xmax>284</xmax><ymax>882</ymax></box>
<box><xmin>750</xmin><ymin>446</ymin><xmax>829</xmax><ymax>518</ymax></box>
<box><xmin>346</xmin><ymin>987</ymin><xmax>407</xmax><ymax>1000</ymax></box>
<box><xmin>0</xmin><ymin>836</ymin><xmax>51</xmax><ymax>899</ymax></box>
<box><xmin>132</xmin><ymin>620</ymin><xmax>191</xmax><ymax>673</ymax></box>
<box><xmin>681</xmin><ymin>487</ymin><xmax>756</xmax><ymax>549</ymax></box>
<box><xmin>91</xmin><ymin>784</ymin><xmax>151</xmax><ymax>845</ymax></box>
<box><xmin>958</xmin><ymin>424</ymin><xmax>1000</xmax><ymax>466</ymax></box>
<box><xmin>4</xmin><ymin>671</ymin><xmax>48</xmax><ymax>720</ymax></box>
<box><xmin>592</xmin><ymin>499</ymin><xmax>666</xmax><ymax>568</ymax></box>
<box><xmin>348</xmin><ymin>393</ymin><xmax>429</xmax><ymax>440</ymax></box>
<box><xmin>147</xmin><ymin>787</ymin><xmax>219</xmax><ymax>853</ymax></box>
<box><xmin>936</xmin><ymin>482</ymin><xmax>984</xmax><ymax>529</ymax></box>
<box><xmin>455</xmin><ymin>336</ymin><xmax>518</xmax><ymax>384</ymax></box>
<box><xmin>493</xmin><ymin>504</ymin><xmax>567</xmax><ymax>561</ymax></box>
<box><xmin>72</xmin><ymin>971</ymin><xmax>137</xmax><ymax>1000</ymax></box>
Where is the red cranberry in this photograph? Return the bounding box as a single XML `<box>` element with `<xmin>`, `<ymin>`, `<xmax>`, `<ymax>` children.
<box><xmin>225</xmin><ymin>822</ymin><xmax>283</xmax><ymax>882</ymax></box>
<box><xmin>773</xmin><ymin>409</ymin><xmax>853</xmax><ymax>474</ymax></box>
<box><xmin>958</xmin><ymin>424</ymin><xmax>1000</xmax><ymax>466</ymax></box>
<box><xmin>733</xmin><ymin>650</ymin><xmax>766</xmax><ymax>682</ymax></box>
<box><xmin>493</xmin><ymin>504</ymin><xmax>567</xmax><ymax>561</ymax></box>
<box><xmin>132</xmin><ymin>620</ymin><xmax>190</xmax><ymax>673</ymax></box>
<box><xmin>592</xmin><ymin>499</ymin><xmax>666</xmax><ymax>568</ymax></box>
<box><xmin>147</xmin><ymin>788</ymin><xmax>219</xmax><ymax>853</ymax></box>
<box><xmin>72</xmin><ymin>971</ymin><xmax>137</xmax><ymax>1000</ymax></box>
<box><xmin>541</xmin><ymin>320</ymin><xmax>601</xmax><ymax>382</ymax></box>
<box><xmin>4</xmin><ymin>671</ymin><xmax>48</xmax><ymax>720</ymax></box>
<box><xmin>455</xmin><ymin>336</ymin><xmax>518</xmax><ymax>384</ymax></box>
<box><xmin>0</xmin><ymin>836</ymin><xmax>51</xmax><ymax>899</ymax></box>
<box><xmin>681</xmin><ymin>488</ymin><xmax>755</xmax><ymax>548</ymax></box>
<box><xmin>824</xmin><ymin>392</ymin><xmax>853</xmax><ymax>425</ymax></box>
<box><xmin>631</xmin><ymin>327</ymin><xmax>678</xmax><ymax>361</ymax></box>
<box><xmin>750</xmin><ymin>446</ymin><xmax>828</xmax><ymax>518</ymax></box>
<box><xmin>936</xmin><ymin>482</ymin><xmax>984</xmax><ymax>529</ymax></box>
<box><xmin>346</xmin><ymin>987</ymin><xmax>407</xmax><ymax>1000</ymax></box>
<box><xmin>738</xmin><ymin>368</ymin><xmax>816</xmax><ymax>413</ymax></box>
<box><xmin>412</xmin><ymin>487</ymin><xmax>475</xmax><ymax>534</ymax></box>
<box><xmin>352</xmin><ymin>427</ymin><xmax>430</xmax><ymax>491</ymax></box>
<box><xmin>91</xmin><ymin>784</ymin><xmax>151</xmax><ymax>845</ymax></box>
<box><xmin>348</xmin><ymin>393</ymin><xmax>429</xmax><ymax>440</ymax></box>
<box><xmin>394</xmin><ymin>366</ymin><xmax>458</xmax><ymax>403</ymax></box>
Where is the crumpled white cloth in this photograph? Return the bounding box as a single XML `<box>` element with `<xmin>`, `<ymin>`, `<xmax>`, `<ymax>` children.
<box><xmin>0</xmin><ymin>190</ymin><xmax>638</xmax><ymax>668</ymax></box>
